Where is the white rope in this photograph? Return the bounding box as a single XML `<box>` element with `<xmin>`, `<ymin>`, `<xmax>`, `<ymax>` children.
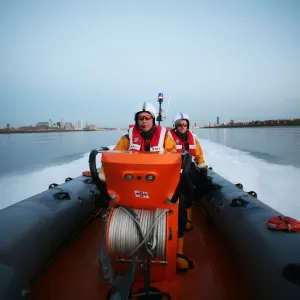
<box><xmin>107</xmin><ymin>207</ymin><xmax>168</xmax><ymax>258</ymax></box>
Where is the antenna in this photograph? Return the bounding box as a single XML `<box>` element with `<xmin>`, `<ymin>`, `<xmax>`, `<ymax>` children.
<box><xmin>157</xmin><ymin>92</ymin><xmax>164</xmax><ymax>125</ymax></box>
<box><xmin>164</xmin><ymin>95</ymin><xmax>171</xmax><ymax>119</ymax></box>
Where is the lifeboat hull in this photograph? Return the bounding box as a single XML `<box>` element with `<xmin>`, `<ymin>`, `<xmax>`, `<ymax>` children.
<box><xmin>0</xmin><ymin>177</ymin><xmax>101</xmax><ymax>300</ymax></box>
<box><xmin>202</xmin><ymin>169</ymin><xmax>300</xmax><ymax>299</ymax></box>
<box><xmin>0</xmin><ymin>160</ymin><xmax>300</xmax><ymax>299</ymax></box>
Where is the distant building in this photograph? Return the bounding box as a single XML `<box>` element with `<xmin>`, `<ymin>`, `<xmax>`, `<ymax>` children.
<box><xmin>37</xmin><ymin>122</ymin><xmax>49</xmax><ymax>127</ymax></box>
<box><xmin>7</xmin><ymin>123</ymin><xmax>10</xmax><ymax>129</ymax></box>
<box><xmin>76</xmin><ymin>120</ymin><xmax>83</xmax><ymax>130</ymax></box>
<box><xmin>64</xmin><ymin>122</ymin><xmax>73</xmax><ymax>130</ymax></box>
<box><xmin>60</xmin><ymin>117</ymin><xmax>65</xmax><ymax>129</ymax></box>
<box><xmin>85</xmin><ymin>123</ymin><xmax>96</xmax><ymax>130</ymax></box>
<box><xmin>217</xmin><ymin>117</ymin><xmax>219</xmax><ymax>125</ymax></box>
<box><xmin>230</xmin><ymin>120</ymin><xmax>234</xmax><ymax>124</ymax></box>
<box><xmin>49</xmin><ymin>118</ymin><xmax>53</xmax><ymax>128</ymax></box>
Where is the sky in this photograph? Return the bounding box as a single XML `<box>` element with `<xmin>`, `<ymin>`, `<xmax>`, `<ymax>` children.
<box><xmin>0</xmin><ymin>0</ymin><xmax>299</xmax><ymax>128</ymax></box>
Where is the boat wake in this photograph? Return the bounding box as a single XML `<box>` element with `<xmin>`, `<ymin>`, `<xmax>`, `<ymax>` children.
<box><xmin>200</xmin><ymin>138</ymin><xmax>300</xmax><ymax>220</ymax></box>
<box><xmin>0</xmin><ymin>141</ymin><xmax>300</xmax><ymax>220</ymax></box>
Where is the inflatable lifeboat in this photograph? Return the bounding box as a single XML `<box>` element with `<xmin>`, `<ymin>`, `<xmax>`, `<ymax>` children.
<box><xmin>1</xmin><ymin>147</ymin><xmax>300</xmax><ymax>300</ymax></box>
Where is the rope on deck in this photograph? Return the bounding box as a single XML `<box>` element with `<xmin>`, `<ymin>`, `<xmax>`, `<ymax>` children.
<box><xmin>106</xmin><ymin>207</ymin><xmax>168</xmax><ymax>258</ymax></box>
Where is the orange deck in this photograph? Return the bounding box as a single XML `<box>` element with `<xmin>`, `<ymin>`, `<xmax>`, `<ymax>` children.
<box><xmin>30</xmin><ymin>202</ymin><xmax>252</xmax><ymax>300</ymax></box>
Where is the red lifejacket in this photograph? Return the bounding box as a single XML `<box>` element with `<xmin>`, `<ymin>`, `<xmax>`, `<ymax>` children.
<box><xmin>128</xmin><ymin>126</ymin><xmax>167</xmax><ymax>153</ymax></box>
<box><xmin>168</xmin><ymin>129</ymin><xmax>196</xmax><ymax>156</ymax></box>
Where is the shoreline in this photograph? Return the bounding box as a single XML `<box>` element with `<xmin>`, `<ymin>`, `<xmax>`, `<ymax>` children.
<box><xmin>1</xmin><ymin>124</ymin><xmax>300</xmax><ymax>133</ymax></box>
<box><xmin>202</xmin><ymin>124</ymin><xmax>300</xmax><ymax>129</ymax></box>
<box><xmin>0</xmin><ymin>129</ymin><xmax>126</xmax><ymax>134</ymax></box>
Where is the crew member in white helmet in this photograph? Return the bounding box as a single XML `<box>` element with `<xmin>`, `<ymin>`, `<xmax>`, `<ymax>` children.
<box><xmin>99</xmin><ymin>102</ymin><xmax>195</xmax><ymax>272</ymax></box>
<box><xmin>168</xmin><ymin>112</ymin><xmax>208</xmax><ymax>232</ymax></box>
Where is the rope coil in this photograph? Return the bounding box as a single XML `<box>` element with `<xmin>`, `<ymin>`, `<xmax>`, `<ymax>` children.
<box><xmin>106</xmin><ymin>207</ymin><xmax>169</xmax><ymax>258</ymax></box>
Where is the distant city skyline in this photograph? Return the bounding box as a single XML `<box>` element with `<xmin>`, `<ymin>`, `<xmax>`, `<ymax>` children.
<box><xmin>1</xmin><ymin>118</ymin><xmax>92</xmax><ymax>129</ymax></box>
<box><xmin>2</xmin><ymin>103</ymin><xmax>300</xmax><ymax>128</ymax></box>
<box><xmin>0</xmin><ymin>1</ymin><xmax>299</xmax><ymax>127</ymax></box>
<box><xmin>2</xmin><ymin>115</ymin><xmax>300</xmax><ymax>130</ymax></box>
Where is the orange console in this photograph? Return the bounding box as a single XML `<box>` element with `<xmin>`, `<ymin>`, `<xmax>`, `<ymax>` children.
<box><xmin>101</xmin><ymin>151</ymin><xmax>181</xmax><ymax>284</ymax></box>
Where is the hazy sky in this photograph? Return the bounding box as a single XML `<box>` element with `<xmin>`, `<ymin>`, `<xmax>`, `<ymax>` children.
<box><xmin>0</xmin><ymin>0</ymin><xmax>299</xmax><ymax>127</ymax></box>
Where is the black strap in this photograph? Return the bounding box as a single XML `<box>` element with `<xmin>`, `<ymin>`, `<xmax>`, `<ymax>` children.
<box><xmin>124</xmin><ymin>134</ymin><xmax>129</xmax><ymax>140</ymax></box>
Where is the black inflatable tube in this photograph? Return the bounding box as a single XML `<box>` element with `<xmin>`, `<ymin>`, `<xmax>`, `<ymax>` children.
<box><xmin>0</xmin><ymin>176</ymin><xmax>100</xmax><ymax>300</ymax></box>
<box><xmin>203</xmin><ymin>169</ymin><xmax>300</xmax><ymax>300</ymax></box>
<box><xmin>1</xmin><ymin>155</ymin><xmax>300</xmax><ymax>299</ymax></box>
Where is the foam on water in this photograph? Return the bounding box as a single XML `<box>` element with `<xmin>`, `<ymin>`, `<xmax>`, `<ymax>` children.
<box><xmin>0</xmin><ymin>141</ymin><xmax>299</xmax><ymax>221</ymax></box>
<box><xmin>0</xmin><ymin>145</ymin><xmax>115</xmax><ymax>210</ymax></box>
<box><xmin>199</xmin><ymin>138</ymin><xmax>300</xmax><ymax>220</ymax></box>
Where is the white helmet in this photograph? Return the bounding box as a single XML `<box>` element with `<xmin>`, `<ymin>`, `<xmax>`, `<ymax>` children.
<box><xmin>134</xmin><ymin>101</ymin><xmax>157</xmax><ymax>121</ymax></box>
<box><xmin>174</xmin><ymin>112</ymin><xmax>190</xmax><ymax>128</ymax></box>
